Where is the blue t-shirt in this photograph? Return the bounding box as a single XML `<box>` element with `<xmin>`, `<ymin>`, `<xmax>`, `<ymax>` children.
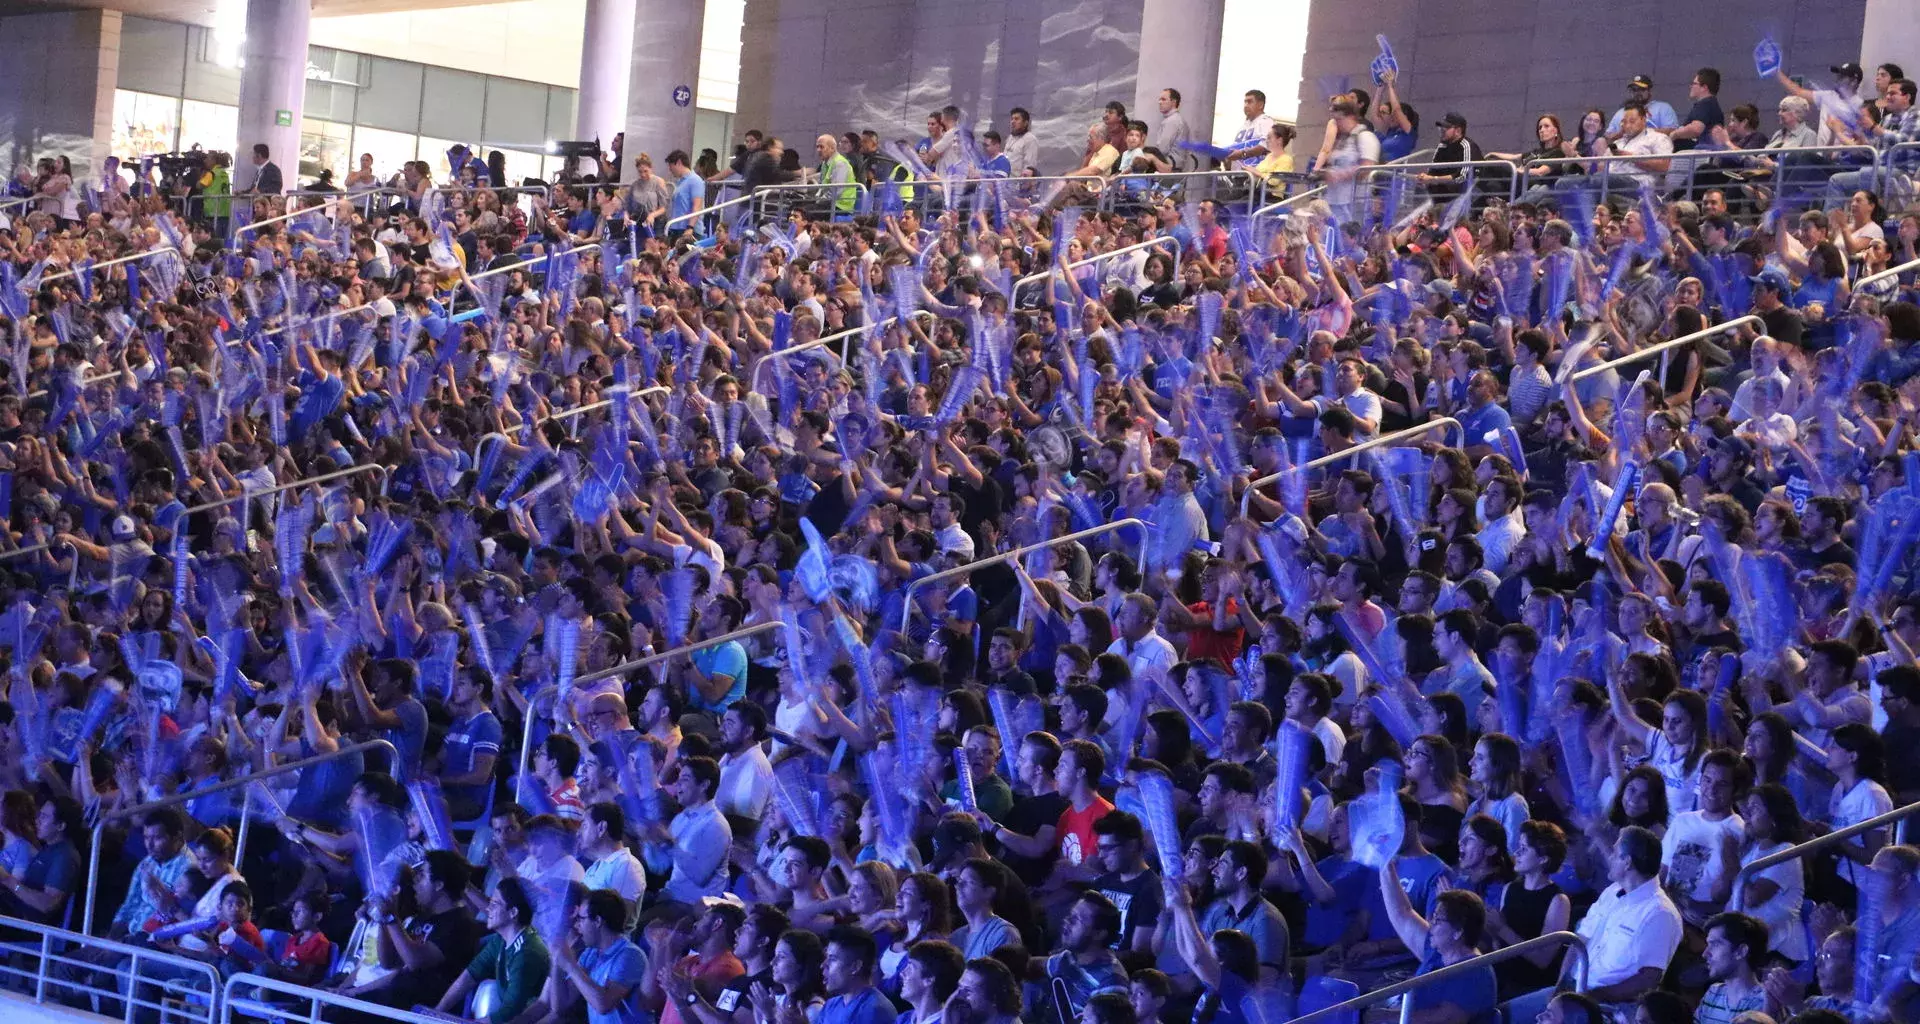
<box><xmin>577</xmin><ymin>938</ymin><xmax>649</xmax><ymax>1024</ymax></box>
<box><xmin>1302</xmin><ymin>857</ymin><xmax>1373</xmax><ymax>948</ymax></box>
<box><xmin>287</xmin><ymin>738</ymin><xmax>362</xmax><ymax>826</ymax></box>
<box><xmin>1407</xmin><ymin>948</ymin><xmax>1497</xmax><ymax>1018</ymax></box>
<box><xmin>689</xmin><ymin>639</ymin><xmax>749</xmax><ymax>712</ymax></box>
<box><xmin>387</xmin><ymin>696</ymin><xmax>430</xmax><ymax>781</ymax></box>
<box><xmin>670</xmin><ymin>173</ymin><xmax>704</xmax><ymax>223</ymax></box>
<box><xmin>443</xmin><ymin>710</ymin><xmax>503</xmax><ymax>808</ymax></box>
<box><xmin>819</xmin><ymin>988</ymin><xmax>897</xmax><ymax>1024</ymax></box>
<box><xmin>1380</xmin><ymin>127</ymin><xmax>1419</xmax><ymax>163</ymax></box>
<box><xmin>1457</xmin><ymin>400</ymin><xmax>1513</xmax><ymax>446</ymax></box>
<box><xmin>290</xmin><ymin>372</ymin><xmax>344</xmax><ymax>439</ymax></box>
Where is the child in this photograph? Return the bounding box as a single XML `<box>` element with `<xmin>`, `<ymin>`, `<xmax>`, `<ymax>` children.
<box><xmin>141</xmin><ymin>868</ymin><xmax>212</xmax><ymax>939</ymax></box>
<box><xmin>207</xmin><ymin>882</ymin><xmax>267</xmax><ymax>975</ymax></box>
<box><xmin>266</xmin><ymin>891</ymin><xmax>334</xmax><ymax>987</ymax></box>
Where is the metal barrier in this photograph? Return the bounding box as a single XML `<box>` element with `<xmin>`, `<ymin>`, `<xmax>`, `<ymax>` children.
<box><xmin>25</xmin><ymin>369</ymin><xmax>124</xmax><ymax>401</ymax></box>
<box><xmin>666</xmin><ymin>191</ymin><xmax>756</xmax><ymax>232</ymax></box>
<box><xmin>538</xmin><ymin>385</ymin><xmax>670</xmax><ymax>426</ymax></box>
<box><xmin>231</xmin><ymin>196</ymin><xmax>345</xmax><ymax>239</ymax></box>
<box><xmin>516</xmin><ymin>621</ymin><xmax>784</xmax><ymax>801</ymax></box>
<box><xmin>0</xmin><ymin>913</ymin><xmax>221</xmax><ymax>1024</ymax></box>
<box><xmin>748</xmin><ymin>180</ymin><xmax>872</xmax><ymax>221</ymax></box>
<box><xmin>1734</xmin><ymin>798</ymin><xmax>1920</xmax><ymax>894</ymax></box>
<box><xmin>1518</xmin><ymin>143</ymin><xmax>1880</xmax><ymax>211</ymax></box>
<box><xmin>747</xmin><ymin>311</ymin><xmax>937</xmax><ymax>395</ymax></box>
<box><xmin>262</xmin><ymin>301</ymin><xmax>378</xmax><ymax>338</ymax></box>
<box><xmin>1284</xmin><ymin>931</ymin><xmax>1589</xmax><ymax>1024</ymax></box>
<box><xmin>1013</xmin><ymin>235</ymin><xmax>1181</xmax><ymax>303</ymax></box>
<box><xmin>468</xmin><ymin>242</ymin><xmax>602</xmax><ymax>284</ymax></box>
<box><xmin>1358</xmin><ymin>157</ymin><xmax>1524</xmax><ymax>207</ymax></box>
<box><xmin>223</xmin><ymin>971</ymin><xmax>453</xmax><ymax>1024</ymax></box>
<box><xmin>1853</xmin><ymin>254</ymin><xmax>1920</xmax><ymax>298</ymax></box>
<box><xmin>900</xmin><ymin>518</ymin><xmax>1147</xmax><ymax>631</ymax></box>
<box><xmin>42</xmin><ymin>246</ymin><xmax>180</xmax><ymax>284</ymax></box>
<box><xmin>282</xmin><ymin>185</ymin><xmax>405</xmax><ymax>219</ymax></box>
<box><xmin>83</xmin><ymin>739</ymin><xmax>398</xmax><ymax>934</ymax></box>
<box><xmin>1252</xmin><ymin>185</ymin><xmax>1327</xmax><ymax>220</ymax></box>
<box><xmin>1243</xmin><ymin>417</ymin><xmax>1465</xmax><ymax>510</ymax></box>
<box><xmin>576</xmin><ymin>620</ymin><xmax>783</xmax><ymax>686</ymax></box>
<box><xmin>181</xmin><ymin>462</ymin><xmax>387</xmax><ymax>519</ymax></box>
<box><xmin>1019</xmin><ymin>168</ymin><xmax>1277</xmax><ymax>217</ymax></box>
<box><xmin>1568</xmin><ymin>314</ymin><xmax>1763</xmax><ymax>383</ymax></box>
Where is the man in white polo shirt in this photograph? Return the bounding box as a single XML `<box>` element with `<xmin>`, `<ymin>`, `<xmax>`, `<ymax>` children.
<box><xmin>1504</xmin><ymin>825</ymin><xmax>1683</xmax><ymax>1022</ymax></box>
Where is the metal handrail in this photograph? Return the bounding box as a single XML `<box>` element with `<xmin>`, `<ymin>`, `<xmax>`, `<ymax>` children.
<box><xmin>1284</xmin><ymin>931</ymin><xmax>1589</xmax><ymax>1024</ymax></box>
<box><xmin>181</xmin><ymin>462</ymin><xmax>386</xmax><ymax>517</ymax></box>
<box><xmin>539</xmin><ymin>384</ymin><xmax>670</xmax><ymax>425</ymax></box>
<box><xmin>667</xmin><ymin>191</ymin><xmax>756</xmax><ymax>231</ymax></box>
<box><xmin>748</xmin><ymin>180</ymin><xmax>872</xmax><ymax>218</ymax></box>
<box><xmin>41</xmin><ymin>245</ymin><xmax>180</xmax><ymax>283</ymax></box>
<box><xmin>1734</xmin><ymin>798</ymin><xmax>1920</xmax><ymax>892</ymax></box>
<box><xmin>578</xmin><ymin>620</ymin><xmax>783</xmax><ymax>685</ymax></box>
<box><xmin>0</xmin><ymin>541</ymin><xmax>54</xmax><ymax>564</ymax></box>
<box><xmin>263</xmin><ymin>300</ymin><xmax>378</xmax><ymax>337</ymax></box>
<box><xmin>1854</xmin><ymin>254</ymin><xmax>1920</xmax><ymax>295</ymax></box>
<box><xmin>83</xmin><ymin>738</ymin><xmax>397</xmax><ymax>934</ymax></box>
<box><xmin>232</xmin><ymin>196</ymin><xmax>343</xmax><ymax>238</ymax></box>
<box><xmin>749</xmin><ymin>311</ymin><xmax>937</xmax><ymax>394</ymax></box>
<box><xmin>0</xmin><ymin>913</ymin><xmax>220</xmax><ymax>1021</ymax></box>
<box><xmin>518</xmin><ymin>620</ymin><xmax>785</xmax><ymax>801</ymax></box>
<box><xmin>1521</xmin><ymin>143</ymin><xmax>1882</xmax><ymax>208</ymax></box>
<box><xmin>1243</xmin><ymin>417</ymin><xmax>1465</xmax><ymax>506</ymax></box>
<box><xmin>900</xmin><ymin>518</ymin><xmax>1148</xmax><ymax>631</ymax></box>
<box><xmin>1014</xmin><ymin>235</ymin><xmax>1180</xmax><ymax>299</ymax></box>
<box><xmin>25</xmin><ymin>369</ymin><xmax>124</xmax><ymax>400</ymax></box>
<box><xmin>224</xmin><ymin>970</ymin><xmax>455</xmax><ymax>1024</ymax></box>
<box><xmin>1252</xmin><ymin>185</ymin><xmax>1326</xmax><ymax>219</ymax></box>
<box><xmin>468</xmin><ymin>241</ymin><xmax>603</xmax><ymax>283</ymax></box>
<box><xmin>1568</xmin><ymin>314</ymin><xmax>1763</xmax><ymax>382</ymax></box>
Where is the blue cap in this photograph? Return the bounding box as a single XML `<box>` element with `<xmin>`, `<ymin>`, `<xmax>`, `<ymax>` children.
<box><xmin>1749</xmin><ymin>266</ymin><xmax>1791</xmax><ymax>293</ymax></box>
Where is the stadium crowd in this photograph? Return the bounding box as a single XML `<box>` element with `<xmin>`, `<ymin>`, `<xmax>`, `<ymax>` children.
<box><xmin>4</xmin><ymin>40</ymin><xmax>1920</xmax><ymax>1024</ymax></box>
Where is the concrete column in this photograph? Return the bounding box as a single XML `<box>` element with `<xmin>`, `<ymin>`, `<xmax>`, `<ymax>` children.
<box><xmin>623</xmin><ymin>0</ymin><xmax>707</xmax><ymax>160</ymax></box>
<box><xmin>577</xmin><ymin>0</ymin><xmax>638</xmax><ymax>144</ymax></box>
<box><xmin>1134</xmin><ymin>0</ymin><xmax>1224</xmax><ymax>157</ymax></box>
<box><xmin>0</xmin><ymin>8</ymin><xmax>120</xmax><ymax>181</ymax></box>
<box><xmin>1861</xmin><ymin>0</ymin><xmax>1920</xmax><ymax>92</ymax></box>
<box><xmin>236</xmin><ymin>0</ymin><xmax>309</xmax><ymax>190</ymax></box>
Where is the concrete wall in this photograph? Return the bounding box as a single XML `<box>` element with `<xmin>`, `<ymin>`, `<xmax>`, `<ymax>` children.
<box><xmin>0</xmin><ymin>8</ymin><xmax>122</xmax><ymax>180</ymax></box>
<box><xmin>1296</xmin><ymin>0</ymin><xmax>1869</xmax><ymax>160</ymax></box>
<box><xmin>736</xmin><ymin>0</ymin><xmax>1144</xmax><ymax>173</ymax></box>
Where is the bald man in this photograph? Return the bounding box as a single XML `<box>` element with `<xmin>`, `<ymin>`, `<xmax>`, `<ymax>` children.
<box><xmin>817</xmin><ymin>134</ymin><xmax>857</xmax><ymax>214</ymax></box>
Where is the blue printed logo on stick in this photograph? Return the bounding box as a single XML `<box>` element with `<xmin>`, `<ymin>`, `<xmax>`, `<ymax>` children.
<box><xmin>1754</xmin><ymin>36</ymin><xmax>1782</xmax><ymax>79</ymax></box>
<box><xmin>671</xmin><ymin>85</ymin><xmax>693</xmax><ymax>108</ymax></box>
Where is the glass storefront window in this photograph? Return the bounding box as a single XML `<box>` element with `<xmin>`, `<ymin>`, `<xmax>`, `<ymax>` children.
<box><xmin>300</xmin><ymin>118</ymin><xmax>353</xmax><ymax>187</ymax></box>
<box><xmin>493</xmin><ymin>148</ymin><xmax>545</xmax><ymax>189</ymax></box>
<box><xmin>111</xmin><ymin>90</ymin><xmax>180</xmax><ymax>160</ymax></box>
<box><xmin>348</xmin><ymin>125</ymin><xmax>419</xmax><ymax>186</ymax></box>
<box><xmin>178</xmin><ymin>100</ymin><xmax>237</xmax><ymax>159</ymax></box>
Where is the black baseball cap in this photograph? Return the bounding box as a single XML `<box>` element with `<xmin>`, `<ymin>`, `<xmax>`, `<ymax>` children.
<box><xmin>1832</xmin><ymin>62</ymin><xmax>1865</xmax><ymax>82</ymax></box>
<box><xmin>1435</xmin><ymin>112</ymin><xmax>1468</xmax><ymax>129</ymax></box>
<box><xmin>1628</xmin><ymin>75</ymin><xmax>1653</xmax><ymax>90</ymax></box>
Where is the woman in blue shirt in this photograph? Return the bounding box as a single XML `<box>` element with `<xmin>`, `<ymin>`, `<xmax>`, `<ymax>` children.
<box><xmin>1375</xmin><ymin>869</ymin><xmax>1498</xmax><ymax>1024</ymax></box>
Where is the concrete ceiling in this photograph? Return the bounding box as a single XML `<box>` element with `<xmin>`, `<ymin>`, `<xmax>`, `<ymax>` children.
<box><xmin>0</xmin><ymin>0</ymin><xmax>488</xmax><ymax>28</ymax></box>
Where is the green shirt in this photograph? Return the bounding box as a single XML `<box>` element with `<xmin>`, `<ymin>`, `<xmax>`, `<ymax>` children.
<box><xmin>942</xmin><ymin>772</ymin><xmax>1015</xmax><ymax>822</ymax></box>
<box><xmin>819</xmin><ymin>152</ymin><xmax>857</xmax><ymax>212</ymax></box>
<box><xmin>465</xmin><ymin>928</ymin><xmax>552</xmax><ymax>1023</ymax></box>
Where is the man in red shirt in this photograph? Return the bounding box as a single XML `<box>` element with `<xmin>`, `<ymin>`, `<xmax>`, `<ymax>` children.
<box><xmin>1052</xmin><ymin>739</ymin><xmax>1114</xmax><ymax>887</ymax></box>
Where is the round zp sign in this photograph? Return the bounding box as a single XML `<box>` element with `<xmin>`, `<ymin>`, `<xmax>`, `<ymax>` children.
<box><xmin>671</xmin><ymin>85</ymin><xmax>692</xmax><ymax>108</ymax></box>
